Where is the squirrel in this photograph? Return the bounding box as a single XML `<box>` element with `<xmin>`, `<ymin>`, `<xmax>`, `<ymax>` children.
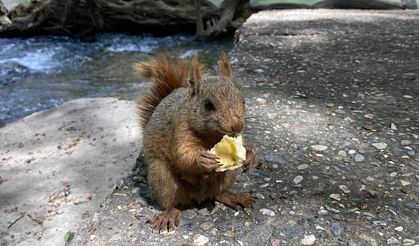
<box><xmin>136</xmin><ymin>53</ymin><xmax>257</xmax><ymax>231</ymax></box>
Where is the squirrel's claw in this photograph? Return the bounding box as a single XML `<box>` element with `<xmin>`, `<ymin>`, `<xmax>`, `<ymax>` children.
<box><xmin>243</xmin><ymin>143</ymin><xmax>257</xmax><ymax>170</ymax></box>
<box><xmin>146</xmin><ymin>208</ymin><xmax>181</xmax><ymax>232</ymax></box>
<box><xmin>197</xmin><ymin>150</ymin><xmax>221</xmax><ymax>172</ymax></box>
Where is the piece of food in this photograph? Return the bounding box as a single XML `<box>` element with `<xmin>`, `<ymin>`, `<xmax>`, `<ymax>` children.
<box><xmin>210</xmin><ymin>135</ymin><xmax>246</xmax><ymax>172</ymax></box>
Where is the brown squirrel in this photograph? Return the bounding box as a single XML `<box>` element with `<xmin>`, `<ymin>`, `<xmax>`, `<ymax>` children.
<box><xmin>136</xmin><ymin>53</ymin><xmax>257</xmax><ymax>231</ymax></box>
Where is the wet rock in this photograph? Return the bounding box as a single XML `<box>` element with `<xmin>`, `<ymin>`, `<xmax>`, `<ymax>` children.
<box><xmin>300</xmin><ymin>234</ymin><xmax>316</xmax><ymax>245</ymax></box>
<box><xmin>318</xmin><ymin>209</ymin><xmax>328</xmax><ymax>216</ymax></box>
<box><xmin>331</xmin><ymin>223</ymin><xmax>341</xmax><ymax>236</ymax></box>
<box><xmin>311</xmin><ymin>145</ymin><xmax>328</xmax><ymax>151</ymax></box>
<box><xmin>372</xmin><ymin>143</ymin><xmax>387</xmax><ymax>150</ymax></box>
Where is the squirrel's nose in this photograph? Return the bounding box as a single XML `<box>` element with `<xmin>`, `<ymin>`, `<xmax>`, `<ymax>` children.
<box><xmin>231</xmin><ymin>119</ymin><xmax>244</xmax><ymax>134</ymax></box>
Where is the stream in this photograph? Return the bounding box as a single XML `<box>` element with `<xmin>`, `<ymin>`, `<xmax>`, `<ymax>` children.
<box><xmin>0</xmin><ymin>34</ymin><xmax>232</xmax><ymax>125</ymax></box>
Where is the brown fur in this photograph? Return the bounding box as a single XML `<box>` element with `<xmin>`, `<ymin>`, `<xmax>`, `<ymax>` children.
<box><xmin>137</xmin><ymin>53</ymin><xmax>256</xmax><ymax>231</ymax></box>
<box><xmin>135</xmin><ymin>54</ymin><xmax>190</xmax><ymax>128</ymax></box>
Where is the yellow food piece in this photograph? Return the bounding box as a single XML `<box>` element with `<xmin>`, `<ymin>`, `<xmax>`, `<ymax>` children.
<box><xmin>210</xmin><ymin>135</ymin><xmax>246</xmax><ymax>172</ymax></box>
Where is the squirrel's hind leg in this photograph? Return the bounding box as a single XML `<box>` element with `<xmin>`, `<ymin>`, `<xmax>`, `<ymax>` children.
<box><xmin>216</xmin><ymin>191</ymin><xmax>256</xmax><ymax>210</ymax></box>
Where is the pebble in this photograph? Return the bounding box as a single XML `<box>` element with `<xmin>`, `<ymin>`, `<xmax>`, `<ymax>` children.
<box><xmin>359</xmin><ymin>234</ymin><xmax>377</xmax><ymax>246</ymax></box>
<box><xmin>285</xmin><ymin>228</ymin><xmax>301</xmax><ymax>240</ymax></box>
<box><xmin>110</xmin><ymin>233</ymin><xmax>122</xmax><ymax>241</ymax></box>
<box><xmin>400</xmin><ymin>180</ymin><xmax>411</xmax><ymax>186</ymax></box>
<box><xmin>272</xmin><ymin>164</ymin><xmax>279</xmax><ymax>169</ymax></box>
<box><xmin>394</xmin><ymin>226</ymin><xmax>403</xmax><ymax>232</ymax></box>
<box><xmin>293</xmin><ymin>175</ymin><xmax>303</xmax><ymax>184</ymax></box>
<box><xmin>403</xmin><ymin>239</ymin><xmax>415</xmax><ymax>245</ymax></box>
<box><xmin>373</xmin><ymin>220</ymin><xmax>387</xmax><ymax>226</ymax></box>
<box><xmin>260</xmin><ymin>183</ymin><xmax>269</xmax><ymax>188</ymax></box>
<box><xmin>300</xmin><ymin>235</ymin><xmax>316</xmax><ymax>245</ymax></box>
<box><xmin>354</xmin><ymin>154</ymin><xmax>365</xmax><ymax>162</ymax></box>
<box><xmin>191</xmin><ymin>234</ymin><xmax>209</xmax><ymax>246</ymax></box>
<box><xmin>264</xmin><ymin>153</ymin><xmax>286</xmax><ymax>166</ymax></box>
<box><xmin>330</xmin><ymin>194</ymin><xmax>341</xmax><ymax>201</ymax></box>
<box><xmin>260</xmin><ymin>208</ymin><xmax>275</xmax><ymax>216</ymax></box>
<box><xmin>401</xmin><ymin>140</ymin><xmax>411</xmax><ymax>145</ymax></box>
<box><xmin>366</xmin><ymin>176</ymin><xmax>375</xmax><ymax>182</ymax></box>
<box><xmin>339</xmin><ymin>185</ymin><xmax>350</xmax><ymax>193</ymax></box>
<box><xmin>224</xmin><ymin>230</ymin><xmax>235</xmax><ymax>238</ymax></box>
<box><xmin>348</xmin><ymin>149</ymin><xmax>356</xmax><ymax>155</ymax></box>
<box><xmin>318</xmin><ymin>209</ymin><xmax>328</xmax><ymax>215</ymax></box>
<box><xmin>115</xmin><ymin>178</ymin><xmax>124</xmax><ymax>189</ymax></box>
<box><xmin>387</xmin><ymin>237</ymin><xmax>399</xmax><ymax>244</ymax></box>
<box><xmin>403</xmin><ymin>95</ymin><xmax>413</xmax><ymax>99</ymax></box>
<box><xmin>256</xmin><ymin>97</ymin><xmax>266</xmax><ymax>103</ymax></box>
<box><xmin>338</xmin><ymin>150</ymin><xmax>347</xmax><ymax>157</ymax></box>
<box><xmin>254</xmin><ymin>68</ymin><xmax>264</xmax><ymax>73</ymax></box>
<box><xmin>297</xmin><ymin>164</ymin><xmax>309</xmax><ymax>170</ymax></box>
<box><xmin>199</xmin><ymin>222</ymin><xmax>214</xmax><ymax>230</ymax></box>
<box><xmin>372</xmin><ymin>142</ymin><xmax>387</xmax><ymax>150</ymax></box>
<box><xmin>390</xmin><ymin>123</ymin><xmax>397</xmax><ymax>130</ymax></box>
<box><xmin>311</xmin><ymin>145</ymin><xmax>328</xmax><ymax>151</ymax></box>
<box><xmin>331</xmin><ymin>223</ymin><xmax>341</xmax><ymax>236</ymax></box>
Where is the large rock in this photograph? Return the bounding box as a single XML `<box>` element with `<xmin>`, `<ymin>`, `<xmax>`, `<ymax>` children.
<box><xmin>0</xmin><ymin>98</ymin><xmax>141</xmax><ymax>245</ymax></box>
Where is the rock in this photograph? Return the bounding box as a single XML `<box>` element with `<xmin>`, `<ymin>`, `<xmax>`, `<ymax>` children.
<box><xmin>354</xmin><ymin>153</ymin><xmax>365</xmax><ymax>162</ymax></box>
<box><xmin>401</xmin><ymin>140</ymin><xmax>411</xmax><ymax>145</ymax></box>
<box><xmin>394</xmin><ymin>226</ymin><xmax>403</xmax><ymax>232</ymax></box>
<box><xmin>338</xmin><ymin>150</ymin><xmax>347</xmax><ymax>157</ymax></box>
<box><xmin>387</xmin><ymin>237</ymin><xmax>400</xmax><ymax>244</ymax></box>
<box><xmin>254</xmin><ymin>68</ymin><xmax>264</xmax><ymax>73</ymax></box>
<box><xmin>293</xmin><ymin>175</ymin><xmax>304</xmax><ymax>184</ymax></box>
<box><xmin>348</xmin><ymin>149</ymin><xmax>356</xmax><ymax>155</ymax></box>
<box><xmin>300</xmin><ymin>234</ymin><xmax>316</xmax><ymax>245</ymax></box>
<box><xmin>199</xmin><ymin>222</ymin><xmax>214</xmax><ymax>230</ymax></box>
<box><xmin>339</xmin><ymin>185</ymin><xmax>350</xmax><ymax>193</ymax></box>
<box><xmin>311</xmin><ymin>145</ymin><xmax>328</xmax><ymax>151</ymax></box>
<box><xmin>359</xmin><ymin>233</ymin><xmax>377</xmax><ymax>246</ymax></box>
<box><xmin>264</xmin><ymin>153</ymin><xmax>286</xmax><ymax>166</ymax></box>
<box><xmin>191</xmin><ymin>234</ymin><xmax>209</xmax><ymax>246</ymax></box>
<box><xmin>297</xmin><ymin>164</ymin><xmax>309</xmax><ymax>170</ymax></box>
<box><xmin>285</xmin><ymin>228</ymin><xmax>301</xmax><ymax>240</ymax></box>
<box><xmin>260</xmin><ymin>208</ymin><xmax>275</xmax><ymax>216</ymax></box>
<box><xmin>366</xmin><ymin>176</ymin><xmax>375</xmax><ymax>182</ymax></box>
<box><xmin>402</xmin><ymin>239</ymin><xmax>415</xmax><ymax>245</ymax></box>
<box><xmin>372</xmin><ymin>142</ymin><xmax>387</xmax><ymax>150</ymax></box>
<box><xmin>318</xmin><ymin>209</ymin><xmax>328</xmax><ymax>216</ymax></box>
<box><xmin>390</xmin><ymin>123</ymin><xmax>397</xmax><ymax>130</ymax></box>
<box><xmin>330</xmin><ymin>194</ymin><xmax>341</xmax><ymax>201</ymax></box>
<box><xmin>331</xmin><ymin>223</ymin><xmax>341</xmax><ymax>236</ymax></box>
<box><xmin>400</xmin><ymin>180</ymin><xmax>411</xmax><ymax>186</ymax></box>
<box><xmin>373</xmin><ymin>220</ymin><xmax>387</xmax><ymax>226</ymax></box>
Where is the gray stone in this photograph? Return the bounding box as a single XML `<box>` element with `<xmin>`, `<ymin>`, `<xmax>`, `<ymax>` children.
<box><xmin>331</xmin><ymin>223</ymin><xmax>341</xmax><ymax>236</ymax></box>
<box><xmin>300</xmin><ymin>234</ymin><xmax>316</xmax><ymax>245</ymax></box>
<box><xmin>285</xmin><ymin>227</ymin><xmax>301</xmax><ymax>240</ymax></box>
<box><xmin>372</xmin><ymin>142</ymin><xmax>387</xmax><ymax>150</ymax></box>
<box><xmin>354</xmin><ymin>154</ymin><xmax>365</xmax><ymax>162</ymax></box>
<box><xmin>293</xmin><ymin>175</ymin><xmax>304</xmax><ymax>184</ymax></box>
<box><xmin>297</xmin><ymin>164</ymin><xmax>309</xmax><ymax>170</ymax></box>
<box><xmin>260</xmin><ymin>208</ymin><xmax>275</xmax><ymax>216</ymax></box>
<box><xmin>311</xmin><ymin>145</ymin><xmax>328</xmax><ymax>151</ymax></box>
<box><xmin>359</xmin><ymin>234</ymin><xmax>377</xmax><ymax>246</ymax></box>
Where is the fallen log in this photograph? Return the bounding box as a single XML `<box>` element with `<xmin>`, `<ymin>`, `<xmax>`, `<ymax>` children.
<box><xmin>0</xmin><ymin>0</ymin><xmax>251</xmax><ymax>40</ymax></box>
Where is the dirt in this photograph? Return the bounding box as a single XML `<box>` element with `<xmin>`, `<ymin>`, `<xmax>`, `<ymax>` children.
<box><xmin>72</xmin><ymin>9</ymin><xmax>418</xmax><ymax>246</ymax></box>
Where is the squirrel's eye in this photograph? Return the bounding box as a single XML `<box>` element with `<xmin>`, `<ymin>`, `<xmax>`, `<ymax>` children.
<box><xmin>204</xmin><ymin>99</ymin><xmax>215</xmax><ymax>111</ymax></box>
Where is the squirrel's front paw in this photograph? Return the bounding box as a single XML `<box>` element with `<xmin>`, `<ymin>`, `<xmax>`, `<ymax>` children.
<box><xmin>243</xmin><ymin>143</ymin><xmax>257</xmax><ymax>170</ymax></box>
<box><xmin>197</xmin><ymin>150</ymin><xmax>221</xmax><ymax>172</ymax></box>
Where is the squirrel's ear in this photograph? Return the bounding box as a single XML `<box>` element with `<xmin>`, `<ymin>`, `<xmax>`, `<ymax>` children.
<box><xmin>189</xmin><ymin>56</ymin><xmax>202</xmax><ymax>96</ymax></box>
<box><xmin>218</xmin><ymin>53</ymin><xmax>233</xmax><ymax>78</ymax></box>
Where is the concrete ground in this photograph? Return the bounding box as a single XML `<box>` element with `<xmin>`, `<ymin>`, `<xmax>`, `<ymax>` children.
<box><xmin>0</xmin><ymin>98</ymin><xmax>141</xmax><ymax>245</ymax></box>
<box><xmin>72</xmin><ymin>9</ymin><xmax>418</xmax><ymax>246</ymax></box>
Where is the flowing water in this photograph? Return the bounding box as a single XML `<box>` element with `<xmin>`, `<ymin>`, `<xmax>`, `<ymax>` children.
<box><xmin>0</xmin><ymin>34</ymin><xmax>232</xmax><ymax>125</ymax></box>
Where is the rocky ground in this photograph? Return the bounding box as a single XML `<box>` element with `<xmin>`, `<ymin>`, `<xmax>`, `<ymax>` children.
<box><xmin>0</xmin><ymin>98</ymin><xmax>140</xmax><ymax>245</ymax></box>
<box><xmin>8</xmin><ymin>9</ymin><xmax>419</xmax><ymax>246</ymax></box>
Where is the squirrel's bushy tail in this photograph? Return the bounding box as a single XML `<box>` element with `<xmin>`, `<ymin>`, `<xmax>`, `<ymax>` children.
<box><xmin>136</xmin><ymin>54</ymin><xmax>190</xmax><ymax>128</ymax></box>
